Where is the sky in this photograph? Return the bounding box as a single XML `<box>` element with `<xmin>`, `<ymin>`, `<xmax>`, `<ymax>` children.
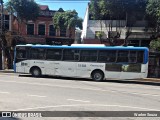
<box><xmin>3</xmin><ymin>0</ymin><xmax>89</xmax><ymax>19</ymax></box>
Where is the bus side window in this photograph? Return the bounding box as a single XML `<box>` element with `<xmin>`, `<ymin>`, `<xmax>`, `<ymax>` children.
<box><xmin>80</xmin><ymin>50</ymin><xmax>97</xmax><ymax>62</ymax></box>
<box><xmin>74</xmin><ymin>50</ymin><xmax>80</xmax><ymax>61</ymax></box>
<box><xmin>117</xmin><ymin>51</ymin><xmax>128</xmax><ymax>63</ymax></box>
<box><xmin>98</xmin><ymin>50</ymin><xmax>116</xmax><ymax>62</ymax></box>
<box><xmin>63</xmin><ymin>49</ymin><xmax>74</xmax><ymax>61</ymax></box>
<box><xmin>129</xmin><ymin>51</ymin><xmax>137</xmax><ymax>63</ymax></box>
<box><xmin>46</xmin><ymin>49</ymin><xmax>62</xmax><ymax>60</ymax></box>
<box><xmin>17</xmin><ymin>50</ymin><xmax>26</xmax><ymax>59</ymax></box>
<box><xmin>137</xmin><ymin>51</ymin><xmax>144</xmax><ymax>63</ymax></box>
<box><xmin>30</xmin><ymin>48</ymin><xmax>45</xmax><ymax>59</ymax></box>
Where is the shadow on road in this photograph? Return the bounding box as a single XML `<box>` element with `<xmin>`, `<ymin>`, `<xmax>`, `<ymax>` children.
<box><xmin>18</xmin><ymin>74</ymin><xmax>160</xmax><ymax>86</ymax></box>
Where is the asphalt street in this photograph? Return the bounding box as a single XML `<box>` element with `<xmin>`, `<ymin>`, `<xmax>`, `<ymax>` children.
<box><xmin>0</xmin><ymin>73</ymin><xmax>160</xmax><ymax>120</ymax></box>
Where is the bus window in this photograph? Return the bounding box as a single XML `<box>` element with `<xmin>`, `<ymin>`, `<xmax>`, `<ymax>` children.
<box><xmin>46</xmin><ymin>49</ymin><xmax>62</xmax><ymax>60</ymax></box>
<box><xmin>30</xmin><ymin>48</ymin><xmax>45</xmax><ymax>59</ymax></box>
<box><xmin>137</xmin><ymin>51</ymin><xmax>144</xmax><ymax>63</ymax></box>
<box><xmin>74</xmin><ymin>49</ymin><xmax>80</xmax><ymax>61</ymax></box>
<box><xmin>17</xmin><ymin>50</ymin><xmax>27</xmax><ymax>59</ymax></box>
<box><xmin>117</xmin><ymin>51</ymin><xmax>128</xmax><ymax>63</ymax></box>
<box><xmin>63</xmin><ymin>49</ymin><xmax>74</xmax><ymax>61</ymax></box>
<box><xmin>129</xmin><ymin>51</ymin><xmax>137</xmax><ymax>63</ymax></box>
<box><xmin>80</xmin><ymin>50</ymin><xmax>97</xmax><ymax>62</ymax></box>
<box><xmin>98</xmin><ymin>50</ymin><xmax>116</xmax><ymax>62</ymax></box>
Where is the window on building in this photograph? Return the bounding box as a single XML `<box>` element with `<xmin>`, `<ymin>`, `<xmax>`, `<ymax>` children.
<box><xmin>38</xmin><ymin>24</ymin><xmax>45</xmax><ymax>35</ymax></box>
<box><xmin>27</xmin><ymin>24</ymin><xmax>34</xmax><ymax>35</ymax></box>
<box><xmin>49</xmin><ymin>25</ymin><xmax>56</xmax><ymax>36</ymax></box>
<box><xmin>4</xmin><ymin>15</ymin><xmax>9</xmax><ymax>30</ymax></box>
<box><xmin>60</xmin><ymin>28</ymin><xmax>66</xmax><ymax>37</ymax></box>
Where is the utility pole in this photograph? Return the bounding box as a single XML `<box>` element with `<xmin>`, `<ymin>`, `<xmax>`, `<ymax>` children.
<box><xmin>0</xmin><ymin>0</ymin><xmax>4</xmax><ymax>70</ymax></box>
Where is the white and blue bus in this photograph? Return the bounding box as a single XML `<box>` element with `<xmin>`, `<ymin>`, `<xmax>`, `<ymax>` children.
<box><xmin>14</xmin><ymin>44</ymin><xmax>149</xmax><ymax>81</ymax></box>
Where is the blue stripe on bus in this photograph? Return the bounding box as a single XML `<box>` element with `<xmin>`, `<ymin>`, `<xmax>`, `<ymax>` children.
<box><xmin>30</xmin><ymin>45</ymin><xmax>147</xmax><ymax>49</ymax></box>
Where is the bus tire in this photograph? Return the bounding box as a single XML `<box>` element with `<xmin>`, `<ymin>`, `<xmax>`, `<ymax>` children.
<box><xmin>31</xmin><ymin>67</ymin><xmax>41</xmax><ymax>77</ymax></box>
<box><xmin>91</xmin><ymin>70</ymin><xmax>104</xmax><ymax>81</ymax></box>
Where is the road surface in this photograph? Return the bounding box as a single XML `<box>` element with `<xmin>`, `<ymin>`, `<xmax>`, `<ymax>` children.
<box><xmin>0</xmin><ymin>73</ymin><xmax>160</xmax><ymax>120</ymax></box>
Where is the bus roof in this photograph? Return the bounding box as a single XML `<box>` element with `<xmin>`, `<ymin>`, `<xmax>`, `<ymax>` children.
<box><xmin>16</xmin><ymin>44</ymin><xmax>148</xmax><ymax>51</ymax></box>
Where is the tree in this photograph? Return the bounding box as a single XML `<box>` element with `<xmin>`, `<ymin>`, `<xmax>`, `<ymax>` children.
<box><xmin>4</xmin><ymin>0</ymin><xmax>39</xmax><ymax>69</ymax></box>
<box><xmin>89</xmin><ymin>0</ymin><xmax>127</xmax><ymax>45</ymax></box>
<box><xmin>5</xmin><ymin>0</ymin><xmax>40</xmax><ymax>34</ymax></box>
<box><xmin>150</xmin><ymin>38</ymin><xmax>160</xmax><ymax>51</ymax></box>
<box><xmin>146</xmin><ymin>0</ymin><xmax>160</xmax><ymax>50</ymax></box>
<box><xmin>146</xmin><ymin>0</ymin><xmax>160</xmax><ymax>34</ymax></box>
<box><xmin>89</xmin><ymin>0</ymin><xmax>107</xmax><ymax>44</ymax></box>
<box><xmin>89</xmin><ymin>0</ymin><xmax>147</xmax><ymax>45</ymax></box>
<box><xmin>53</xmin><ymin>9</ymin><xmax>83</xmax><ymax>34</ymax></box>
<box><xmin>58</xmin><ymin>8</ymin><xmax>64</xmax><ymax>12</ymax></box>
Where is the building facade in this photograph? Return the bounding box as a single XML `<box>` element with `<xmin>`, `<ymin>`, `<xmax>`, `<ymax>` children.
<box><xmin>18</xmin><ymin>5</ymin><xmax>75</xmax><ymax>45</ymax></box>
<box><xmin>0</xmin><ymin>5</ymin><xmax>76</xmax><ymax>69</ymax></box>
<box><xmin>81</xmin><ymin>4</ymin><xmax>152</xmax><ymax>47</ymax></box>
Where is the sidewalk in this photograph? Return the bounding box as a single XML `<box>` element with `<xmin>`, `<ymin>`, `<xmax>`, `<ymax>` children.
<box><xmin>0</xmin><ymin>69</ymin><xmax>14</xmax><ymax>73</ymax></box>
<box><xmin>141</xmin><ymin>78</ymin><xmax>160</xmax><ymax>83</ymax></box>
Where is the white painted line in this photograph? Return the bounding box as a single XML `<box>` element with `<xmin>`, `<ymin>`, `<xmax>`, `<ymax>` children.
<box><xmin>67</xmin><ymin>99</ymin><xmax>90</xmax><ymax>103</ymax></box>
<box><xmin>28</xmin><ymin>94</ymin><xmax>46</xmax><ymax>98</ymax></box>
<box><xmin>0</xmin><ymin>80</ymin><xmax>160</xmax><ymax>97</ymax></box>
<box><xmin>13</xmin><ymin>104</ymin><xmax>160</xmax><ymax>111</ymax></box>
<box><xmin>0</xmin><ymin>91</ymin><xmax>10</xmax><ymax>94</ymax></box>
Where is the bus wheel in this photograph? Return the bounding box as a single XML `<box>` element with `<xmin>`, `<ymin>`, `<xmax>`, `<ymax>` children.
<box><xmin>91</xmin><ymin>70</ymin><xmax>104</xmax><ymax>81</ymax></box>
<box><xmin>31</xmin><ymin>67</ymin><xmax>41</xmax><ymax>77</ymax></box>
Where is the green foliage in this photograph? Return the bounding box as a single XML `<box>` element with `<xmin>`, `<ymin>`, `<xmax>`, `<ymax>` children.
<box><xmin>89</xmin><ymin>0</ymin><xmax>147</xmax><ymax>20</ymax></box>
<box><xmin>146</xmin><ymin>0</ymin><xmax>160</xmax><ymax>31</ymax></box>
<box><xmin>53</xmin><ymin>10</ymin><xmax>83</xmax><ymax>30</ymax></box>
<box><xmin>150</xmin><ymin>38</ymin><xmax>160</xmax><ymax>50</ymax></box>
<box><xmin>58</xmin><ymin>8</ymin><xmax>64</xmax><ymax>12</ymax></box>
<box><xmin>5</xmin><ymin>0</ymin><xmax>40</xmax><ymax>22</ymax></box>
<box><xmin>90</xmin><ymin>0</ymin><xmax>109</xmax><ymax>20</ymax></box>
<box><xmin>95</xmin><ymin>31</ymin><xmax>104</xmax><ymax>39</ymax></box>
<box><xmin>89</xmin><ymin>0</ymin><xmax>147</xmax><ymax>45</ymax></box>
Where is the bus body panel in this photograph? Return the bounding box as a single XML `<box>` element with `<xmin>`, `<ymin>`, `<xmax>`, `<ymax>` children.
<box><xmin>16</xmin><ymin>61</ymin><xmax>147</xmax><ymax>79</ymax></box>
<box><xmin>105</xmin><ymin>72</ymin><xmax>147</xmax><ymax>79</ymax></box>
<box><xmin>76</xmin><ymin>62</ymin><xmax>105</xmax><ymax>78</ymax></box>
<box><xmin>141</xmin><ymin>63</ymin><xmax>148</xmax><ymax>74</ymax></box>
<box><xmin>16</xmin><ymin>60</ymin><xmax>30</xmax><ymax>73</ymax></box>
<box><xmin>45</xmin><ymin>61</ymin><xmax>55</xmax><ymax>75</ymax></box>
<box><xmin>55</xmin><ymin>61</ymin><xmax>77</xmax><ymax>77</ymax></box>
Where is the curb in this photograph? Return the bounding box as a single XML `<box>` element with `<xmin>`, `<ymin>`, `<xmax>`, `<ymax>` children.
<box><xmin>142</xmin><ymin>78</ymin><xmax>160</xmax><ymax>83</ymax></box>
